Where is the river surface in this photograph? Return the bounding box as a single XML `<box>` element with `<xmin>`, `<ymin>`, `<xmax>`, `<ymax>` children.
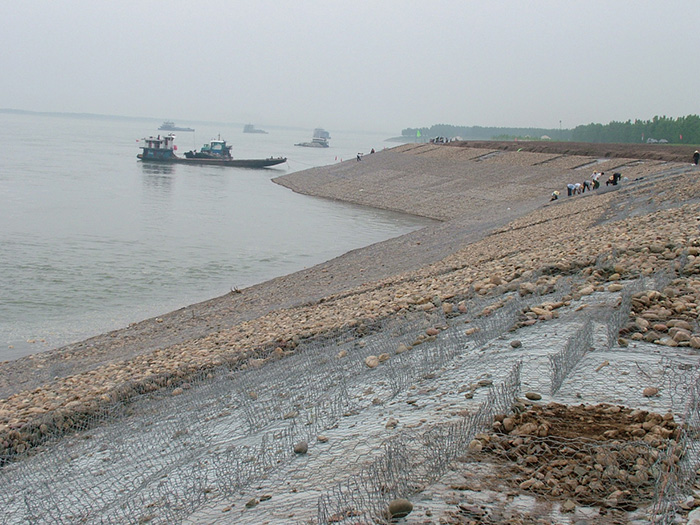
<box><xmin>0</xmin><ymin>112</ymin><xmax>423</xmax><ymax>360</ymax></box>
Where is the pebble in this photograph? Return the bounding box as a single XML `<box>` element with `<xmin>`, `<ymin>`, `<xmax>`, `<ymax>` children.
<box><xmin>643</xmin><ymin>387</ymin><xmax>660</xmax><ymax>397</ymax></box>
<box><xmin>364</xmin><ymin>355</ymin><xmax>380</xmax><ymax>368</ymax></box>
<box><xmin>525</xmin><ymin>392</ymin><xmax>542</xmax><ymax>401</ymax></box>
<box><xmin>561</xmin><ymin>499</ymin><xmax>576</xmax><ymax>513</ymax></box>
<box><xmin>293</xmin><ymin>441</ymin><xmax>308</xmax><ymax>454</ymax></box>
<box><xmin>387</xmin><ymin>498</ymin><xmax>413</xmax><ymax>518</ymax></box>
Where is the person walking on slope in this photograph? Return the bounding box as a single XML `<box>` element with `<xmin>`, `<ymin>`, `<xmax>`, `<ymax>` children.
<box><xmin>693</xmin><ymin>150</ymin><xmax>699</xmax><ymax>165</ymax></box>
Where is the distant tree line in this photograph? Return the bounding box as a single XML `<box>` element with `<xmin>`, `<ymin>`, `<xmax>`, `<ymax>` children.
<box><xmin>401</xmin><ymin>124</ymin><xmax>571</xmax><ymax>141</ymax></box>
<box><xmin>402</xmin><ymin>115</ymin><xmax>700</xmax><ymax>145</ymax></box>
<box><xmin>571</xmin><ymin>115</ymin><xmax>700</xmax><ymax>144</ymax></box>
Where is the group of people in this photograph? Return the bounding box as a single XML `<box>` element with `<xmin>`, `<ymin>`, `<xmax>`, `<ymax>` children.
<box><xmin>551</xmin><ymin>171</ymin><xmax>622</xmax><ymax>201</ymax></box>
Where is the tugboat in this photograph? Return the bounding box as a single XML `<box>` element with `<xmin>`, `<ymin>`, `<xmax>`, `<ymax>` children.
<box><xmin>295</xmin><ymin>128</ymin><xmax>331</xmax><ymax>148</ymax></box>
<box><xmin>137</xmin><ymin>134</ymin><xmax>179</xmax><ymax>161</ymax></box>
<box><xmin>137</xmin><ymin>134</ymin><xmax>286</xmax><ymax>168</ymax></box>
<box><xmin>158</xmin><ymin>121</ymin><xmax>195</xmax><ymax>132</ymax></box>
<box><xmin>243</xmin><ymin>124</ymin><xmax>268</xmax><ymax>134</ymax></box>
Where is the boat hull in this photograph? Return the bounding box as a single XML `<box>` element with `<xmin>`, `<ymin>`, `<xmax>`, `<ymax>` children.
<box><xmin>137</xmin><ymin>154</ymin><xmax>287</xmax><ymax>168</ymax></box>
<box><xmin>294</xmin><ymin>142</ymin><xmax>329</xmax><ymax>148</ymax></box>
<box><xmin>159</xmin><ymin>127</ymin><xmax>194</xmax><ymax>132</ymax></box>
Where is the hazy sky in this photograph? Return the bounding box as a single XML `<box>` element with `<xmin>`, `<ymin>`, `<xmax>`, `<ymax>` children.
<box><xmin>2</xmin><ymin>1</ymin><xmax>698</xmax><ymax>133</ymax></box>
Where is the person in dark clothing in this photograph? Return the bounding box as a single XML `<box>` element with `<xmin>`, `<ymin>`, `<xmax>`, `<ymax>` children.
<box><xmin>693</xmin><ymin>150</ymin><xmax>699</xmax><ymax>165</ymax></box>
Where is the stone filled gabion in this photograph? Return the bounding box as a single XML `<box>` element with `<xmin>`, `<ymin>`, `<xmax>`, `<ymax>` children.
<box><xmin>479</xmin><ymin>403</ymin><xmax>681</xmax><ymax>511</ymax></box>
<box><xmin>622</xmin><ymin>284</ymin><xmax>700</xmax><ymax>350</ymax></box>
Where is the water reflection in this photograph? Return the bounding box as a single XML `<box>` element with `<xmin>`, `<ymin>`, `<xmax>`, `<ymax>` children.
<box><xmin>140</xmin><ymin>162</ymin><xmax>175</xmax><ymax>193</ymax></box>
<box><xmin>140</xmin><ymin>162</ymin><xmax>175</xmax><ymax>175</ymax></box>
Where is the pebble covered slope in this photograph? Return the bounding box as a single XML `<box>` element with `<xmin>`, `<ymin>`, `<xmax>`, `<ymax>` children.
<box><xmin>2</xmin><ymin>142</ymin><xmax>700</xmax><ymax>523</ymax></box>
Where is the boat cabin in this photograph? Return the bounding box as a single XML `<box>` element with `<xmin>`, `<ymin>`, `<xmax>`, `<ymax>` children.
<box><xmin>313</xmin><ymin>128</ymin><xmax>330</xmax><ymax>140</ymax></box>
<box><xmin>184</xmin><ymin>138</ymin><xmax>233</xmax><ymax>159</ymax></box>
<box><xmin>201</xmin><ymin>140</ymin><xmax>229</xmax><ymax>155</ymax></box>
<box><xmin>139</xmin><ymin>134</ymin><xmax>177</xmax><ymax>161</ymax></box>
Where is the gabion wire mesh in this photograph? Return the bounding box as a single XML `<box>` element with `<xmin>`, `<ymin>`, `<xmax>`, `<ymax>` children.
<box><xmin>317</xmin><ymin>361</ymin><xmax>523</xmax><ymax>525</ymax></box>
<box><xmin>1</xmin><ymin>266</ymin><xmax>699</xmax><ymax>524</ymax></box>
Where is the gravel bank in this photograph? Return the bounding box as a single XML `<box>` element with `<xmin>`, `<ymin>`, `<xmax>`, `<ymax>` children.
<box><xmin>1</xmin><ymin>142</ymin><xmax>694</xmax><ymax>418</ymax></box>
<box><xmin>2</xmin><ymin>142</ymin><xmax>700</xmax><ymax>523</ymax></box>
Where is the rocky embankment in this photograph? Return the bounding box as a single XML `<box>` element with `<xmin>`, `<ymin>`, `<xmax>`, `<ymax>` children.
<box><xmin>1</xmin><ymin>141</ymin><xmax>699</xmax><ymax>470</ymax></box>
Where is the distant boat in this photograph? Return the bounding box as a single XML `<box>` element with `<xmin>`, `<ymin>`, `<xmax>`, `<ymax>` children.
<box><xmin>295</xmin><ymin>137</ymin><xmax>329</xmax><ymax>148</ymax></box>
<box><xmin>313</xmin><ymin>128</ymin><xmax>331</xmax><ymax>140</ymax></box>
<box><xmin>295</xmin><ymin>128</ymin><xmax>331</xmax><ymax>148</ymax></box>
<box><xmin>158</xmin><ymin>121</ymin><xmax>195</xmax><ymax>132</ymax></box>
<box><xmin>137</xmin><ymin>134</ymin><xmax>286</xmax><ymax>168</ymax></box>
<box><xmin>243</xmin><ymin>124</ymin><xmax>268</xmax><ymax>134</ymax></box>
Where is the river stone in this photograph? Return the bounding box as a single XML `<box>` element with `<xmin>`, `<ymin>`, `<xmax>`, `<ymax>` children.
<box><xmin>510</xmin><ymin>340</ymin><xmax>522</xmax><ymax>348</ymax></box>
<box><xmin>643</xmin><ymin>387</ymin><xmax>660</xmax><ymax>397</ymax></box>
<box><xmin>396</xmin><ymin>343</ymin><xmax>410</xmax><ymax>354</ymax></box>
<box><xmin>659</xmin><ymin>337</ymin><xmax>678</xmax><ymax>347</ymax></box>
<box><xmin>519</xmin><ymin>282</ymin><xmax>536</xmax><ymax>296</ymax></box>
<box><xmin>388</xmin><ymin>498</ymin><xmax>413</xmax><ymax>518</ymax></box>
<box><xmin>525</xmin><ymin>392</ymin><xmax>542</xmax><ymax>401</ymax></box>
<box><xmin>608</xmin><ymin>283</ymin><xmax>624</xmax><ymax>292</ymax></box>
<box><xmin>635</xmin><ymin>317</ymin><xmax>650</xmax><ymax>330</ymax></box>
<box><xmin>364</xmin><ymin>355</ymin><xmax>380</xmax><ymax>368</ymax></box>
<box><xmin>669</xmin><ymin>319</ymin><xmax>692</xmax><ymax>331</ymax></box>
<box><xmin>561</xmin><ymin>499</ymin><xmax>577</xmax><ymax>513</ymax></box>
<box><xmin>293</xmin><ymin>441</ymin><xmax>308</xmax><ymax>454</ymax></box>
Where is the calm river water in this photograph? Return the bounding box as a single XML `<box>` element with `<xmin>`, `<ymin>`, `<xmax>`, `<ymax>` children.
<box><xmin>0</xmin><ymin>112</ymin><xmax>424</xmax><ymax>360</ymax></box>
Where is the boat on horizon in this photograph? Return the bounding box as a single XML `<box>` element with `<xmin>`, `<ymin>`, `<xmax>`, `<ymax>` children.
<box><xmin>295</xmin><ymin>128</ymin><xmax>331</xmax><ymax>148</ymax></box>
<box><xmin>137</xmin><ymin>134</ymin><xmax>287</xmax><ymax>168</ymax></box>
<box><xmin>158</xmin><ymin>121</ymin><xmax>195</xmax><ymax>132</ymax></box>
<box><xmin>243</xmin><ymin>124</ymin><xmax>268</xmax><ymax>134</ymax></box>
<box><xmin>313</xmin><ymin>128</ymin><xmax>330</xmax><ymax>140</ymax></box>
